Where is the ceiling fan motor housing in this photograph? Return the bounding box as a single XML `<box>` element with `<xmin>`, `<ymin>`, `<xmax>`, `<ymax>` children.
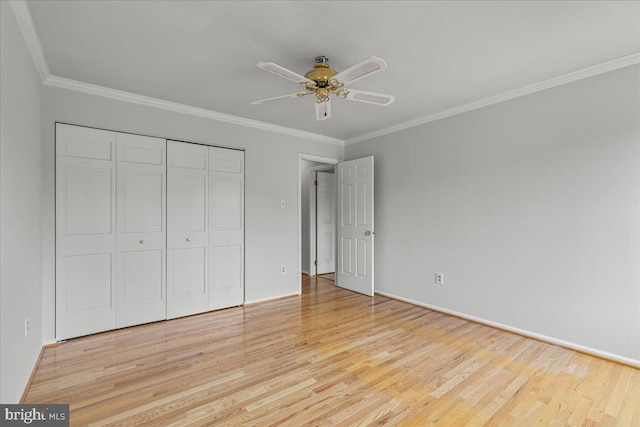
<box><xmin>305</xmin><ymin>56</ymin><xmax>337</xmax><ymax>88</ymax></box>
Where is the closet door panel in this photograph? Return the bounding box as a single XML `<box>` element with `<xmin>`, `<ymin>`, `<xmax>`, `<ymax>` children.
<box><xmin>56</xmin><ymin>124</ymin><xmax>117</xmax><ymax>339</ymax></box>
<box><xmin>170</xmin><ymin>248</ymin><xmax>207</xmax><ymax>294</ymax></box>
<box><xmin>61</xmin><ymin>167</ymin><xmax>113</xmax><ymax>234</ymax></box>
<box><xmin>58</xmin><ymin>125</ymin><xmax>113</xmax><ymax>161</ymax></box>
<box><xmin>116</xmin><ymin>133</ymin><xmax>166</xmax><ymax>328</ymax></box>
<box><xmin>211</xmin><ymin>245</ymin><xmax>242</xmax><ymax>289</ymax></box>
<box><xmin>167</xmin><ymin>141</ymin><xmax>209</xmax><ymax>319</ymax></box>
<box><xmin>171</xmin><ymin>176</ymin><xmax>206</xmax><ymax>231</ymax></box>
<box><xmin>121</xmin><ymin>171</ymin><xmax>163</xmax><ymax>232</ymax></box>
<box><xmin>211</xmin><ymin>178</ymin><xmax>242</xmax><ymax>229</ymax></box>
<box><xmin>209</xmin><ymin>147</ymin><xmax>244</xmax><ymax>310</ymax></box>
<box><xmin>61</xmin><ymin>253</ymin><xmax>112</xmax><ymax>313</ymax></box>
<box><xmin>121</xmin><ymin>250</ymin><xmax>163</xmax><ymax>302</ymax></box>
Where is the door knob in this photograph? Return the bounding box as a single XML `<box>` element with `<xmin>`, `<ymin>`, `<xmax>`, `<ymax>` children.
<box><xmin>186</xmin><ymin>238</ymin><xmax>191</xmax><ymax>242</ymax></box>
<box><xmin>139</xmin><ymin>240</ymin><xmax>144</xmax><ymax>244</ymax></box>
<box><xmin>364</xmin><ymin>230</ymin><xmax>372</xmax><ymax>236</ymax></box>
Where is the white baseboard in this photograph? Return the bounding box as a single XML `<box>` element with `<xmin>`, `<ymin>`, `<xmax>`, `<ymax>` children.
<box><xmin>244</xmin><ymin>292</ymin><xmax>300</xmax><ymax>305</ymax></box>
<box><xmin>42</xmin><ymin>339</ymin><xmax>58</xmax><ymax>347</ymax></box>
<box><xmin>20</xmin><ymin>343</ymin><xmax>47</xmax><ymax>403</ymax></box>
<box><xmin>302</xmin><ymin>270</ymin><xmax>310</xmax><ymax>276</ymax></box>
<box><xmin>375</xmin><ymin>290</ymin><xmax>640</xmax><ymax>369</ymax></box>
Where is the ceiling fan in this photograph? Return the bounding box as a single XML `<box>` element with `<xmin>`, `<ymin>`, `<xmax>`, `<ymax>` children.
<box><xmin>251</xmin><ymin>56</ymin><xmax>395</xmax><ymax>121</ymax></box>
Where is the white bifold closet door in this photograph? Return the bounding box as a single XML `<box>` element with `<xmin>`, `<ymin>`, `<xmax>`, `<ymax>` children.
<box><xmin>115</xmin><ymin>133</ymin><xmax>166</xmax><ymax>328</ymax></box>
<box><xmin>56</xmin><ymin>125</ymin><xmax>166</xmax><ymax>338</ymax></box>
<box><xmin>167</xmin><ymin>143</ymin><xmax>245</xmax><ymax>317</ymax></box>
<box><xmin>57</xmin><ymin>124</ymin><xmax>243</xmax><ymax>339</ymax></box>
<box><xmin>56</xmin><ymin>124</ymin><xmax>118</xmax><ymax>339</ymax></box>
<box><xmin>208</xmin><ymin>146</ymin><xmax>244</xmax><ymax>310</ymax></box>
<box><xmin>167</xmin><ymin>141</ymin><xmax>209</xmax><ymax>319</ymax></box>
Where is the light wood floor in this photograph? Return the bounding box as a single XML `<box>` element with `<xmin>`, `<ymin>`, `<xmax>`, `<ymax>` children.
<box><xmin>26</xmin><ymin>275</ymin><xmax>640</xmax><ymax>426</ymax></box>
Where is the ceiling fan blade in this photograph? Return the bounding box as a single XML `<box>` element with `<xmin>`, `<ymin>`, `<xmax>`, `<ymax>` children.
<box><xmin>333</xmin><ymin>56</ymin><xmax>387</xmax><ymax>86</ymax></box>
<box><xmin>256</xmin><ymin>62</ymin><xmax>312</xmax><ymax>84</ymax></box>
<box><xmin>343</xmin><ymin>89</ymin><xmax>395</xmax><ymax>106</ymax></box>
<box><xmin>315</xmin><ymin>99</ymin><xmax>332</xmax><ymax>121</ymax></box>
<box><xmin>251</xmin><ymin>92</ymin><xmax>308</xmax><ymax>105</ymax></box>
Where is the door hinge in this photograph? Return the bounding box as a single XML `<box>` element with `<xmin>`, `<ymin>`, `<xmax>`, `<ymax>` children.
<box><xmin>314</xmin><ymin>180</ymin><xmax>318</xmax><ymax>186</ymax></box>
<box><xmin>314</xmin><ymin>260</ymin><xmax>318</xmax><ymax>266</ymax></box>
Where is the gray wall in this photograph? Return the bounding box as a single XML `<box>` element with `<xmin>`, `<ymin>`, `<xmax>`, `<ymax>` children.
<box><xmin>346</xmin><ymin>65</ymin><xmax>640</xmax><ymax>361</ymax></box>
<box><xmin>40</xmin><ymin>86</ymin><xmax>344</xmax><ymax>342</ymax></box>
<box><xmin>0</xmin><ymin>2</ymin><xmax>45</xmax><ymax>403</ymax></box>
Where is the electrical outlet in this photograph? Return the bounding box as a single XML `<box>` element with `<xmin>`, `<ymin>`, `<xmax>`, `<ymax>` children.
<box><xmin>281</xmin><ymin>265</ymin><xmax>286</xmax><ymax>274</ymax></box>
<box><xmin>435</xmin><ymin>272</ymin><xmax>444</xmax><ymax>285</ymax></box>
<box><xmin>24</xmin><ymin>317</ymin><xmax>29</xmax><ymax>337</ymax></box>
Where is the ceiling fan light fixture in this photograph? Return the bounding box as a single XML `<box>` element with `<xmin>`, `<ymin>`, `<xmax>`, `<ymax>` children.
<box><xmin>336</xmin><ymin>89</ymin><xmax>349</xmax><ymax>99</ymax></box>
<box><xmin>315</xmin><ymin>88</ymin><xmax>330</xmax><ymax>103</ymax></box>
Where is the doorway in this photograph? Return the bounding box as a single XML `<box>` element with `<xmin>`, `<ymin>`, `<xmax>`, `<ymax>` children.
<box><xmin>298</xmin><ymin>154</ymin><xmax>375</xmax><ymax>297</ymax></box>
<box><xmin>310</xmin><ymin>165</ymin><xmax>336</xmax><ymax>276</ymax></box>
<box><xmin>298</xmin><ymin>154</ymin><xmax>338</xmax><ymax>294</ymax></box>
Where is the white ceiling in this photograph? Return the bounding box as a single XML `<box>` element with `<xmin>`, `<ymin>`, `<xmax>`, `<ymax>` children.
<box><xmin>26</xmin><ymin>1</ymin><xmax>640</xmax><ymax>142</ymax></box>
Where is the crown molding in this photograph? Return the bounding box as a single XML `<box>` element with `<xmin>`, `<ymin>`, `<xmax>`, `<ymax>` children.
<box><xmin>346</xmin><ymin>52</ymin><xmax>640</xmax><ymax>145</ymax></box>
<box><xmin>9</xmin><ymin>0</ymin><xmax>343</xmax><ymax>146</ymax></box>
<box><xmin>44</xmin><ymin>76</ymin><xmax>344</xmax><ymax>145</ymax></box>
<box><xmin>11</xmin><ymin>0</ymin><xmax>638</xmax><ymax>147</ymax></box>
<box><xmin>9</xmin><ymin>0</ymin><xmax>50</xmax><ymax>82</ymax></box>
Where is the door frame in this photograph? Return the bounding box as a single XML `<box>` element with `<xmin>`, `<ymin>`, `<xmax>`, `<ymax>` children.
<box><xmin>309</xmin><ymin>164</ymin><xmax>336</xmax><ymax>277</ymax></box>
<box><xmin>298</xmin><ymin>154</ymin><xmax>339</xmax><ymax>295</ymax></box>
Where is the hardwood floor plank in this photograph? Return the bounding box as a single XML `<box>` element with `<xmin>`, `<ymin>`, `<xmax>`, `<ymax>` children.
<box><xmin>23</xmin><ymin>274</ymin><xmax>640</xmax><ymax>425</ymax></box>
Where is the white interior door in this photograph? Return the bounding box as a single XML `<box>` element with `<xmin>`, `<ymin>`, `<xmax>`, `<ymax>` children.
<box><xmin>56</xmin><ymin>124</ymin><xmax>117</xmax><ymax>339</ymax></box>
<box><xmin>209</xmin><ymin>147</ymin><xmax>244</xmax><ymax>310</ymax></box>
<box><xmin>116</xmin><ymin>133</ymin><xmax>166</xmax><ymax>328</ymax></box>
<box><xmin>167</xmin><ymin>141</ymin><xmax>209</xmax><ymax>319</ymax></box>
<box><xmin>336</xmin><ymin>156</ymin><xmax>374</xmax><ymax>296</ymax></box>
<box><xmin>316</xmin><ymin>171</ymin><xmax>336</xmax><ymax>274</ymax></box>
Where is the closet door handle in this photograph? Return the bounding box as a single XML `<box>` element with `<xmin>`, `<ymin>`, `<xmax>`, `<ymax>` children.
<box><xmin>186</xmin><ymin>238</ymin><xmax>191</xmax><ymax>242</ymax></box>
<box><xmin>139</xmin><ymin>240</ymin><xmax>144</xmax><ymax>244</ymax></box>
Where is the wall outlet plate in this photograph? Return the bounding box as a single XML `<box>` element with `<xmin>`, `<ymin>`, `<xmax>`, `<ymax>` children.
<box><xmin>435</xmin><ymin>272</ymin><xmax>444</xmax><ymax>285</ymax></box>
<box><xmin>281</xmin><ymin>265</ymin><xmax>286</xmax><ymax>274</ymax></box>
